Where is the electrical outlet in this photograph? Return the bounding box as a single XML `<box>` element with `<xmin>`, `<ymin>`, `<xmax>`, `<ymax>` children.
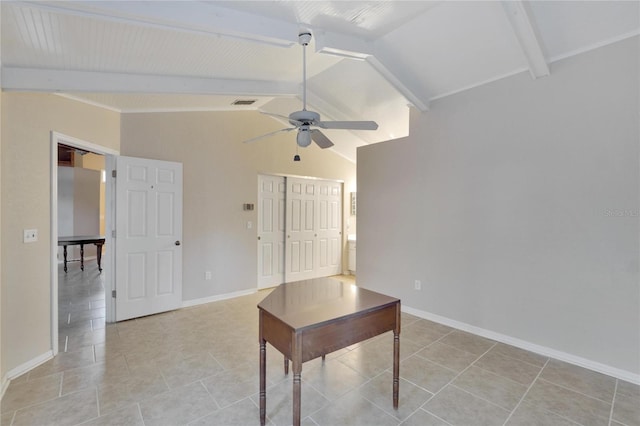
<box><xmin>414</xmin><ymin>280</ymin><xmax>422</xmax><ymax>290</ymax></box>
<box><xmin>205</xmin><ymin>271</ymin><xmax>212</xmax><ymax>280</ymax></box>
<box><xmin>23</xmin><ymin>229</ymin><xmax>38</xmax><ymax>243</ymax></box>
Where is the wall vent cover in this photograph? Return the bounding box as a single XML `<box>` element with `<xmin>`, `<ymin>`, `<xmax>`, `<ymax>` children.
<box><xmin>232</xmin><ymin>99</ymin><xmax>257</xmax><ymax>105</ymax></box>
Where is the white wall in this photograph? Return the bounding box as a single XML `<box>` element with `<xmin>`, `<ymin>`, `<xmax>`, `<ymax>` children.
<box><xmin>357</xmin><ymin>37</ymin><xmax>639</xmax><ymax>377</ymax></box>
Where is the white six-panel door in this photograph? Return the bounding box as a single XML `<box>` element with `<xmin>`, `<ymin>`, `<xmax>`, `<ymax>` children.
<box><xmin>316</xmin><ymin>180</ymin><xmax>343</xmax><ymax>277</ymax></box>
<box><xmin>257</xmin><ymin>175</ymin><xmax>286</xmax><ymax>289</ymax></box>
<box><xmin>258</xmin><ymin>174</ymin><xmax>343</xmax><ymax>287</ymax></box>
<box><xmin>115</xmin><ymin>156</ymin><xmax>183</xmax><ymax>321</ymax></box>
<box><xmin>285</xmin><ymin>177</ymin><xmax>318</xmax><ymax>282</ymax></box>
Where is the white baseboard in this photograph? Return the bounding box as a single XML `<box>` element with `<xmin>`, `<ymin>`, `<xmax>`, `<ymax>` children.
<box><xmin>402</xmin><ymin>305</ymin><xmax>640</xmax><ymax>385</ymax></box>
<box><xmin>181</xmin><ymin>289</ymin><xmax>256</xmax><ymax>308</ymax></box>
<box><xmin>1</xmin><ymin>350</ymin><xmax>54</xmax><ymax>400</ymax></box>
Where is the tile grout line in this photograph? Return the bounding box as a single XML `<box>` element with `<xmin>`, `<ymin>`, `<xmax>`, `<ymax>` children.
<box><xmin>536</xmin><ymin>376</ymin><xmax>617</xmax><ymax>406</ymax></box>
<box><xmin>608</xmin><ymin>379</ymin><xmax>618</xmax><ymax>426</ymax></box>
<box><xmin>415</xmin><ymin>341</ymin><xmax>498</xmax><ymax>417</ymax></box>
<box><xmin>137</xmin><ymin>403</ymin><xmax>147</xmax><ymax>426</ymax></box>
<box><xmin>501</xmin><ymin>358</ymin><xmax>549</xmax><ymax>426</ymax></box>
<box><xmin>351</xmin><ymin>367</ymin><xmax>410</xmax><ymax>423</ymax></box>
<box><xmin>94</xmin><ymin>386</ymin><xmax>100</xmax><ymax>418</ymax></box>
<box><xmin>58</xmin><ymin>372</ymin><xmax>64</xmax><ymax>398</ymax></box>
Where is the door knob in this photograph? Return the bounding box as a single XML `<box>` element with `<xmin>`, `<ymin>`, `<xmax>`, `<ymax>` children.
<box><xmin>175</xmin><ymin>241</ymin><xmax>181</xmax><ymax>246</ymax></box>
<box><xmin>258</xmin><ymin>236</ymin><xmax>261</xmax><ymax>240</ymax></box>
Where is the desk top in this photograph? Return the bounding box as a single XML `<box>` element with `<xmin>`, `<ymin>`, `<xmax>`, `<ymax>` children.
<box><xmin>258</xmin><ymin>277</ymin><xmax>399</xmax><ymax>331</ymax></box>
<box><xmin>58</xmin><ymin>236</ymin><xmax>105</xmax><ymax>244</ymax></box>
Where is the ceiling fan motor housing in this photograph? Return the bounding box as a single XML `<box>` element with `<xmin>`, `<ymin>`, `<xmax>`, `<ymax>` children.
<box><xmin>298</xmin><ymin>32</ymin><xmax>312</xmax><ymax>46</ymax></box>
<box><xmin>289</xmin><ymin>110</ymin><xmax>320</xmax><ymax>126</ymax></box>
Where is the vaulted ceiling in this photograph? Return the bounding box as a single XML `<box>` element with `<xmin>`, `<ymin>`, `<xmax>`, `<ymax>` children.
<box><xmin>2</xmin><ymin>1</ymin><xmax>638</xmax><ymax>161</ymax></box>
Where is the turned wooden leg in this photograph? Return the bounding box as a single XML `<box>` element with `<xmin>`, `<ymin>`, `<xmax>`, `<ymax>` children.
<box><xmin>392</xmin><ymin>303</ymin><xmax>401</xmax><ymax>409</ymax></box>
<box><xmin>292</xmin><ymin>336</ymin><xmax>302</xmax><ymax>426</ymax></box>
<box><xmin>63</xmin><ymin>245</ymin><xmax>68</xmax><ymax>273</ymax></box>
<box><xmin>292</xmin><ymin>362</ymin><xmax>302</xmax><ymax>426</ymax></box>
<box><xmin>393</xmin><ymin>331</ymin><xmax>400</xmax><ymax>409</ymax></box>
<box><xmin>259</xmin><ymin>310</ymin><xmax>266</xmax><ymax>426</ymax></box>
<box><xmin>96</xmin><ymin>243</ymin><xmax>103</xmax><ymax>272</ymax></box>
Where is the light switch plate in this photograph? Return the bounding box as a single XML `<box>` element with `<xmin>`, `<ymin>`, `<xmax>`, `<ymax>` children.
<box><xmin>24</xmin><ymin>229</ymin><xmax>38</xmax><ymax>243</ymax></box>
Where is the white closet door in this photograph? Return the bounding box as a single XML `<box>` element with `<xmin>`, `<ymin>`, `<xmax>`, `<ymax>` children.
<box><xmin>257</xmin><ymin>175</ymin><xmax>286</xmax><ymax>289</ymax></box>
<box><xmin>285</xmin><ymin>177</ymin><xmax>318</xmax><ymax>281</ymax></box>
<box><xmin>316</xmin><ymin>179</ymin><xmax>343</xmax><ymax>277</ymax></box>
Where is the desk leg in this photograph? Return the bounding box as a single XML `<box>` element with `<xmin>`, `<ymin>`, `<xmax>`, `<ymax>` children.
<box><xmin>393</xmin><ymin>331</ymin><xmax>400</xmax><ymax>409</ymax></box>
<box><xmin>259</xmin><ymin>337</ymin><xmax>266</xmax><ymax>426</ymax></box>
<box><xmin>292</xmin><ymin>338</ymin><xmax>302</xmax><ymax>426</ymax></box>
<box><xmin>284</xmin><ymin>358</ymin><xmax>289</xmax><ymax>375</ymax></box>
<box><xmin>96</xmin><ymin>243</ymin><xmax>103</xmax><ymax>272</ymax></box>
<box><xmin>80</xmin><ymin>244</ymin><xmax>85</xmax><ymax>271</ymax></box>
<box><xmin>63</xmin><ymin>245</ymin><xmax>68</xmax><ymax>273</ymax></box>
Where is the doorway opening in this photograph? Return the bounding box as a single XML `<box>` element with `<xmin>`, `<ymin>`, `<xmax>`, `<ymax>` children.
<box><xmin>50</xmin><ymin>132</ymin><xmax>118</xmax><ymax>356</ymax></box>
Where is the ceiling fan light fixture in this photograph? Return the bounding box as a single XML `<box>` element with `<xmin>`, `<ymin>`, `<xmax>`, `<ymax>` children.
<box><xmin>296</xmin><ymin>128</ymin><xmax>312</xmax><ymax>147</ymax></box>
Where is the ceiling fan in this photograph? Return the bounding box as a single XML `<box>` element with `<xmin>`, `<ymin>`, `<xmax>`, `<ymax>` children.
<box><xmin>244</xmin><ymin>31</ymin><xmax>379</xmax><ymax>150</ymax></box>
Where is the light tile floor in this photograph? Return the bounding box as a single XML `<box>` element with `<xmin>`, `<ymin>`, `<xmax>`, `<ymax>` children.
<box><xmin>1</xmin><ymin>262</ymin><xmax>638</xmax><ymax>426</ymax></box>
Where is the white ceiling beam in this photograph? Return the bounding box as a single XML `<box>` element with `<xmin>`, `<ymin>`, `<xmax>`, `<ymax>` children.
<box><xmin>2</xmin><ymin>67</ymin><xmax>299</xmax><ymax>96</ymax></box>
<box><xmin>501</xmin><ymin>1</ymin><xmax>550</xmax><ymax>79</ymax></box>
<box><xmin>313</xmin><ymin>31</ymin><xmax>374</xmax><ymax>60</ymax></box>
<box><xmin>365</xmin><ymin>55</ymin><xmax>429</xmax><ymax>112</ymax></box>
<box><xmin>313</xmin><ymin>30</ymin><xmax>429</xmax><ymax>112</ymax></box>
<box><xmin>22</xmin><ymin>0</ymin><xmax>299</xmax><ymax>47</ymax></box>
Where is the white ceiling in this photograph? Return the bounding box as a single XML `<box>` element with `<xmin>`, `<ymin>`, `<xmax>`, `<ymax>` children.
<box><xmin>2</xmin><ymin>1</ymin><xmax>638</xmax><ymax>161</ymax></box>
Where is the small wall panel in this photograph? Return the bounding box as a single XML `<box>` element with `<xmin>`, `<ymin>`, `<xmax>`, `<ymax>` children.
<box><xmin>127</xmin><ymin>253</ymin><xmax>146</xmax><ymax>299</ymax></box>
<box><xmin>157</xmin><ymin>251</ymin><xmax>173</xmax><ymax>295</ymax></box>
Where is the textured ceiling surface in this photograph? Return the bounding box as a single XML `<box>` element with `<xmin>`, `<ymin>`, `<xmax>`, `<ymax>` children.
<box><xmin>2</xmin><ymin>1</ymin><xmax>638</xmax><ymax>161</ymax></box>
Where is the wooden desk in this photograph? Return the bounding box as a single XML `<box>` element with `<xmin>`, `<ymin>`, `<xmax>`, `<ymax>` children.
<box><xmin>58</xmin><ymin>236</ymin><xmax>105</xmax><ymax>273</ymax></box>
<box><xmin>257</xmin><ymin>278</ymin><xmax>401</xmax><ymax>426</ymax></box>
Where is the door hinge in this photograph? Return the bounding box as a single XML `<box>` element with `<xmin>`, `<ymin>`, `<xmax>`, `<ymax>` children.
<box><xmin>112</xmin><ymin>170</ymin><xmax>117</xmax><ymax>178</ymax></box>
<box><xmin>112</xmin><ymin>230</ymin><xmax>116</xmax><ymax>238</ymax></box>
<box><xmin>112</xmin><ymin>290</ymin><xmax>116</xmax><ymax>298</ymax></box>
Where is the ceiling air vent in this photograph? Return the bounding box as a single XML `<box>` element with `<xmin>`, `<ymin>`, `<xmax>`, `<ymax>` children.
<box><xmin>232</xmin><ymin>99</ymin><xmax>257</xmax><ymax>106</ymax></box>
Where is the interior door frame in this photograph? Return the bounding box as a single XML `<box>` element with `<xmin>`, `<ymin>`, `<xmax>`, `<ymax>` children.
<box><xmin>50</xmin><ymin>131</ymin><xmax>119</xmax><ymax>356</ymax></box>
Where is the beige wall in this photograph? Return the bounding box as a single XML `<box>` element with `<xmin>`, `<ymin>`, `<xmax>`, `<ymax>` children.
<box><xmin>0</xmin><ymin>94</ymin><xmax>353</xmax><ymax>385</ymax></box>
<box><xmin>1</xmin><ymin>93</ymin><xmax>120</xmax><ymax>381</ymax></box>
<box><xmin>357</xmin><ymin>38</ymin><xmax>639</xmax><ymax>376</ymax></box>
<box><xmin>120</xmin><ymin>111</ymin><xmax>356</xmax><ymax>301</ymax></box>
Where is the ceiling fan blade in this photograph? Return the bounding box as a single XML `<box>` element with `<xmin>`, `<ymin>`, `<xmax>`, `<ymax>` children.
<box><xmin>243</xmin><ymin>127</ymin><xmax>295</xmax><ymax>144</ymax></box>
<box><xmin>318</xmin><ymin>120</ymin><xmax>379</xmax><ymax>131</ymax></box>
<box><xmin>261</xmin><ymin>111</ymin><xmax>303</xmax><ymax>127</ymax></box>
<box><xmin>261</xmin><ymin>111</ymin><xmax>290</xmax><ymax>121</ymax></box>
<box><xmin>311</xmin><ymin>130</ymin><xmax>334</xmax><ymax>149</ymax></box>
